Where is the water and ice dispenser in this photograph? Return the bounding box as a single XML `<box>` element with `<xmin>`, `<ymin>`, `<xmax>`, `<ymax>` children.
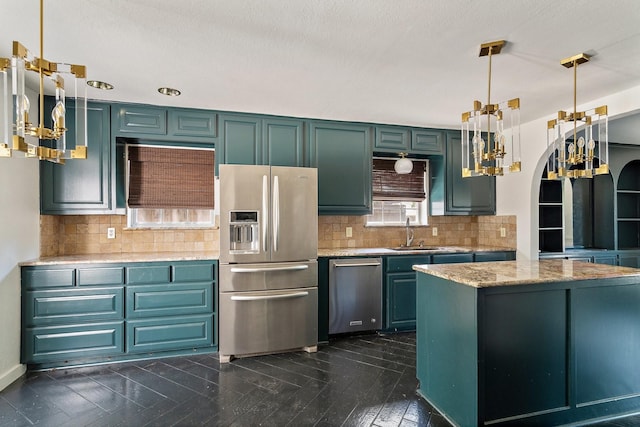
<box><xmin>228</xmin><ymin>211</ymin><xmax>260</xmax><ymax>254</ymax></box>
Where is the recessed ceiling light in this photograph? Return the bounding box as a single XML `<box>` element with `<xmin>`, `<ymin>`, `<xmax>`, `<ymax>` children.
<box><xmin>86</xmin><ymin>80</ymin><xmax>114</xmax><ymax>90</ymax></box>
<box><xmin>158</xmin><ymin>87</ymin><xmax>181</xmax><ymax>96</ymax></box>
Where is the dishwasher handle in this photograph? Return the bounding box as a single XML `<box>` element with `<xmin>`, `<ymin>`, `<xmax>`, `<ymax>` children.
<box><xmin>230</xmin><ymin>291</ymin><xmax>309</xmax><ymax>301</ymax></box>
<box><xmin>333</xmin><ymin>262</ymin><xmax>381</xmax><ymax>268</ymax></box>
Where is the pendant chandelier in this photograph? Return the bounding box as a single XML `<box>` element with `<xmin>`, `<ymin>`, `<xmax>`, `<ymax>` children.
<box><xmin>0</xmin><ymin>0</ymin><xmax>88</xmax><ymax>163</ymax></box>
<box><xmin>461</xmin><ymin>40</ymin><xmax>521</xmax><ymax>178</ymax></box>
<box><xmin>546</xmin><ymin>53</ymin><xmax>608</xmax><ymax>180</ymax></box>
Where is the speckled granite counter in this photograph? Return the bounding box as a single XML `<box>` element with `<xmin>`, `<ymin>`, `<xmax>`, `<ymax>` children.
<box><xmin>413</xmin><ymin>259</ymin><xmax>640</xmax><ymax>288</ymax></box>
<box><xmin>318</xmin><ymin>245</ymin><xmax>513</xmax><ymax>257</ymax></box>
<box><xmin>20</xmin><ymin>250</ymin><xmax>220</xmax><ymax>266</ymax></box>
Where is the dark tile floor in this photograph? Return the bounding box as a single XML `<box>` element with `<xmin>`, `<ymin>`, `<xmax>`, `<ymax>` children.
<box><xmin>0</xmin><ymin>332</ymin><xmax>453</xmax><ymax>427</ymax></box>
<box><xmin>3</xmin><ymin>332</ymin><xmax>640</xmax><ymax>427</ymax></box>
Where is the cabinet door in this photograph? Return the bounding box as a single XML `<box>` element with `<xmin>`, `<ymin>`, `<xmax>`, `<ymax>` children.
<box><xmin>445</xmin><ymin>131</ymin><xmax>496</xmax><ymax>215</ymax></box>
<box><xmin>411</xmin><ymin>129</ymin><xmax>444</xmax><ymax>155</ymax></box>
<box><xmin>386</xmin><ymin>272</ymin><xmax>416</xmax><ymax>331</ymax></box>
<box><xmin>375</xmin><ymin>126</ymin><xmax>410</xmax><ymax>152</ymax></box>
<box><xmin>218</xmin><ymin>114</ymin><xmax>262</xmax><ymax>166</ymax></box>
<box><xmin>263</xmin><ymin>118</ymin><xmax>305</xmax><ymax>166</ymax></box>
<box><xmin>40</xmin><ymin>102</ymin><xmax>113</xmax><ymax>214</ymax></box>
<box><xmin>113</xmin><ymin>104</ymin><xmax>167</xmax><ymax>135</ymax></box>
<box><xmin>310</xmin><ymin>122</ymin><xmax>372</xmax><ymax>215</ymax></box>
<box><xmin>168</xmin><ymin>108</ymin><xmax>216</xmax><ymax>139</ymax></box>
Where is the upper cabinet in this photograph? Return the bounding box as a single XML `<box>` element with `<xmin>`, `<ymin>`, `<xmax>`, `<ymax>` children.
<box><xmin>374</xmin><ymin>126</ymin><xmax>444</xmax><ymax>155</ymax></box>
<box><xmin>112</xmin><ymin>104</ymin><xmax>216</xmax><ymax>143</ymax></box>
<box><xmin>310</xmin><ymin>122</ymin><xmax>372</xmax><ymax>215</ymax></box>
<box><xmin>40</xmin><ymin>102</ymin><xmax>113</xmax><ymax>214</ymax></box>
<box><xmin>217</xmin><ymin>114</ymin><xmax>305</xmax><ymax>169</ymax></box>
<box><xmin>443</xmin><ymin>130</ymin><xmax>496</xmax><ymax>215</ymax></box>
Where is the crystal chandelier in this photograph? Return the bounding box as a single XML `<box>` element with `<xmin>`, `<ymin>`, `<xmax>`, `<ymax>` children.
<box><xmin>461</xmin><ymin>40</ymin><xmax>521</xmax><ymax>177</ymax></box>
<box><xmin>546</xmin><ymin>53</ymin><xmax>608</xmax><ymax>179</ymax></box>
<box><xmin>0</xmin><ymin>0</ymin><xmax>88</xmax><ymax>162</ymax></box>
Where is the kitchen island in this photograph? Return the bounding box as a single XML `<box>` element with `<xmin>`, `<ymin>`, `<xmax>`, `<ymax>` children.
<box><xmin>414</xmin><ymin>260</ymin><xmax>640</xmax><ymax>427</ymax></box>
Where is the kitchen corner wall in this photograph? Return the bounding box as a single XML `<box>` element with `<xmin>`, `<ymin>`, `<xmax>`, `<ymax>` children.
<box><xmin>40</xmin><ymin>215</ymin><xmax>219</xmax><ymax>257</ymax></box>
<box><xmin>318</xmin><ymin>215</ymin><xmax>516</xmax><ymax>249</ymax></box>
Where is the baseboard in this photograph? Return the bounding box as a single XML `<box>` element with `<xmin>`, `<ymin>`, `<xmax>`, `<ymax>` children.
<box><xmin>0</xmin><ymin>364</ymin><xmax>26</xmax><ymax>392</ymax></box>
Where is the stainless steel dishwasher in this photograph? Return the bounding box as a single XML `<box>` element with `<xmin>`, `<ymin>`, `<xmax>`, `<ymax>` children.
<box><xmin>329</xmin><ymin>258</ymin><xmax>382</xmax><ymax>334</ymax></box>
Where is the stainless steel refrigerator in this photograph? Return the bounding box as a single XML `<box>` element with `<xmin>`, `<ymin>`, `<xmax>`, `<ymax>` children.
<box><xmin>218</xmin><ymin>164</ymin><xmax>318</xmax><ymax>362</ymax></box>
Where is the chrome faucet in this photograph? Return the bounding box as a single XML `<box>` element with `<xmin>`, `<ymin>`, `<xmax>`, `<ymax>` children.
<box><xmin>405</xmin><ymin>217</ymin><xmax>414</xmax><ymax>247</ymax></box>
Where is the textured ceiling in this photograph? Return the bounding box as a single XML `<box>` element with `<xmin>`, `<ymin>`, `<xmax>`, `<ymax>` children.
<box><xmin>1</xmin><ymin>0</ymin><xmax>640</xmax><ymax>129</ymax></box>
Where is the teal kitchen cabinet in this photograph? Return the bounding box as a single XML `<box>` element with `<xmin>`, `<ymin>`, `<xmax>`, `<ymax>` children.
<box><xmin>40</xmin><ymin>102</ymin><xmax>113</xmax><ymax>214</ymax></box>
<box><xmin>444</xmin><ymin>130</ymin><xmax>496</xmax><ymax>215</ymax></box>
<box><xmin>21</xmin><ymin>260</ymin><xmax>218</xmax><ymax>369</ymax></box>
<box><xmin>310</xmin><ymin>121</ymin><xmax>373</xmax><ymax>215</ymax></box>
<box><xmin>217</xmin><ymin>113</ymin><xmax>305</xmax><ymax>168</ymax></box>
<box><xmin>384</xmin><ymin>255</ymin><xmax>431</xmax><ymax>332</ymax></box>
<box><xmin>411</xmin><ymin>129</ymin><xmax>444</xmax><ymax>155</ymax></box>
<box><xmin>374</xmin><ymin>126</ymin><xmax>444</xmax><ymax>156</ymax></box>
<box><xmin>112</xmin><ymin>103</ymin><xmax>216</xmax><ymax>142</ymax></box>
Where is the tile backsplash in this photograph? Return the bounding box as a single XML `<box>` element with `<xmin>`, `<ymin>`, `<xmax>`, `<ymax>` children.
<box><xmin>40</xmin><ymin>214</ymin><xmax>516</xmax><ymax>257</ymax></box>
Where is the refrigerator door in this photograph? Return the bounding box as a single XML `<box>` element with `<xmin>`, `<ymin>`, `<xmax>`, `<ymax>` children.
<box><xmin>220</xmin><ymin>164</ymin><xmax>271</xmax><ymax>263</ymax></box>
<box><xmin>270</xmin><ymin>166</ymin><xmax>318</xmax><ymax>262</ymax></box>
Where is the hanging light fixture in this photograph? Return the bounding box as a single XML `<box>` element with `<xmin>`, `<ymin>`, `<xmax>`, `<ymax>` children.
<box><xmin>0</xmin><ymin>0</ymin><xmax>88</xmax><ymax>162</ymax></box>
<box><xmin>394</xmin><ymin>152</ymin><xmax>413</xmax><ymax>174</ymax></box>
<box><xmin>546</xmin><ymin>53</ymin><xmax>608</xmax><ymax>180</ymax></box>
<box><xmin>461</xmin><ymin>40</ymin><xmax>521</xmax><ymax>177</ymax></box>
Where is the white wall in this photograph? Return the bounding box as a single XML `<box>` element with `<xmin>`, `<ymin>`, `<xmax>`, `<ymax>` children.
<box><xmin>497</xmin><ymin>84</ymin><xmax>640</xmax><ymax>260</ymax></box>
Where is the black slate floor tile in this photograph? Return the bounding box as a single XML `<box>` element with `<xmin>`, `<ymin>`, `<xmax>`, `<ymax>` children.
<box><xmin>2</xmin><ymin>331</ymin><xmax>638</xmax><ymax>427</ymax></box>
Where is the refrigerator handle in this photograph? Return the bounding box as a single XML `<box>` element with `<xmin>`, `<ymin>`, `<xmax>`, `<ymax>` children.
<box><xmin>230</xmin><ymin>291</ymin><xmax>309</xmax><ymax>301</ymax></box>
<box><xmin>262</xmin><ymin>175</ymin><xmax>268</xmax><ymax>253</ymax></box>
<box><xmin>273</xmin><ymin>175</ymin><xmax>279</xmax><ymax>252</ymax></box>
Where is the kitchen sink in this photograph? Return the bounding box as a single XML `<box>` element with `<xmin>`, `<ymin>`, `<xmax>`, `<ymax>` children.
<box><xmin>388</xmin><ymin>246</ymin><xmax>450</xmax><ymax>252</ymax></box>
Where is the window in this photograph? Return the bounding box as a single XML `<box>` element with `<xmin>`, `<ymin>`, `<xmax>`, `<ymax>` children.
<box><xmin>126</xmin><ymin>145</ymin><xmax>217</xmax><ymax>229</ymax></box>
<box><xmin>366</xmin><ymin>158</ymin><xmax>429</xmax><ymax>226</ymax></box>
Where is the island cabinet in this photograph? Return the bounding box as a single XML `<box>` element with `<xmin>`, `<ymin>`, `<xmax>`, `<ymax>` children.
<box><xmin>217</xmin><ymin>113</ymin><xmax>305</xmax><ymax>168</ymax></box>
<box><xmin>21</xmin><ymin>260</ymin><xmax>218</xmax><ymax>370</ymax></box>
<box><xmin>415</xmin><ymin>260</ymin><xmax>640</xmax><ymax>427</ymax></box>
<box><xmin>310</xmin><ymin>121</ymin><xmax>373</xmax><ymax>215</ymax></box>
<box><xmin>40</xmin><ymin>101</ymin><xmax>114</xmax><ymax>214</ymax></box>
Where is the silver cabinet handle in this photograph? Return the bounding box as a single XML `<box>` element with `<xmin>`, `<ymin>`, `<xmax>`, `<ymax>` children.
<box><xmin>231</xmin><ymin>291</ymin><xmax>309</xmax><ymax>301</ymax></box>
<box><xmin>262</xmin><ymin>174</ymin><xmax>268</xmax><ymax>253</ymax></box>
<box><xmin>273</xmin><ymin>175</ymin><xmax>279</xmax><ymax>252</ymax></box>
<box><xmin>334</xmin><ymin>262</ymin><xmax>381</xmax><ymax>268</ymax></box>
<box><xmin>230</xmin><ymin>265</ymin><xmax>309</xmax><ymax>273</ymax></box>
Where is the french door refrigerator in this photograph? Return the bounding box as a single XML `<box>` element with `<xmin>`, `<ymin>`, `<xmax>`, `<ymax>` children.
<box><xmin>219</xmin><ymin>164</ymin><xmax>318</xmax><ymax>362</ymax></box>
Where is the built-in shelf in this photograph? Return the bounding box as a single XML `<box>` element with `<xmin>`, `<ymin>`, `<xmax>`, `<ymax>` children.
<box><xmin>617</xmin><ymin>160</ymin><xmax>640</xmax><ymax>249</ymax></box>
<box><xmin>539</xmin><ymin>178</ymin><xmax>564</xmax><ymax>252</ymax></box>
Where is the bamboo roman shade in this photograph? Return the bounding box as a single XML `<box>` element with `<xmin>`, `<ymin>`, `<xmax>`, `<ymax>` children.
<box><xmin>128</xmin><ymin>146</ymin><xmax>215</xmax><ymax>209</ymax></box>
<box><xmin>372</xmin><ymin>159</ymin><xmax>426</xmax><ymax>201</ymax></box>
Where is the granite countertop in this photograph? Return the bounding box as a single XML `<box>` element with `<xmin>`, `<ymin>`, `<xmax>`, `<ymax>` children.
<box><xmin>318</xmin><ymin>245</ymin><xmax>513</xmax><ymax>257</ymax></box>
<box><xmin>413</xmin><ymin>259</ymin><xmax>640</xmax><ymax>288</ymax></box>
<box><xmin>20</xmin><ymin>251</ymin><xmax>221</xmax><ymax>266</ymax></box>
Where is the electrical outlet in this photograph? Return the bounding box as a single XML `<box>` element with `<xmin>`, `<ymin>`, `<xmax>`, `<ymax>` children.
<box><xmin>107</xmin><ymin>227</ymin><xmax>116</xmax><ymax>239</ymax></box>
<box><xmin>345</xmin><ymin>227</ymin><xmax>353</xmax><ymax>238</ymax></box>
<box><xmin>432</xmin><ymin>227</ymin><xmax>438</xmax><ymax>237</ymax></box>
<box><xmin>500</xmin><ymin>227</ymin><xmax>506</xmax><ymax>238</ymax></box>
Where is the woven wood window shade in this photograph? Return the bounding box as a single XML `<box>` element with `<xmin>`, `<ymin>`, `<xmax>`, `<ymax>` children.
<box><xmin>128</xmin><ymin>146</ymin><xmax>215</xmax><ymax>209</ymax></box>
<box><xmin>372</xmin><ymin>159</ymin><xmax>426</xmax><ymax>201</ymax></box>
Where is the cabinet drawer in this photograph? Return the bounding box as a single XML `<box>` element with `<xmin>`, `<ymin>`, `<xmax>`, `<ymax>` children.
<box><xmin>127</xmin><ymin>265</ymin><xmax>171</xmax><ymax>284</ymax></box>
<box><xmin>115</xmin><ymin>105</ymin><xmax>167</xmax><ymax>135</ymax></box>
<box><xmin>22</xmin><ymin>268</ymin><xmax>75</xmax><ymax>289</ymax></box>
<box><xmin>24</xmin><ymin>287</ymin><xmax>124</xmax><ymax>327</ymax></box>
<box><xmin>126</xmin><ymin>283</ymin><xmax>213</xmax><ymax>318</ymax></box>
<box><xmin>432</xmin><ymin>253</ymin><xmax>474</xmax><ymax>264</ymax></box>
<box><xmin>23</xmin><ymin>321</ymin><xmax>124</xmax><ymax>363</ymax></box>
<box><xmin>386</xmin><ymin>255</ymin><xmax>431</xmax><ymax>273</ymax></box>
<box><xmin>474</xmin><ymin>251</ymin><xmax>516</xmax><ymax>262</ymax></box>
<box><xmin>126</xmin><ymin>314</ymin><xmax>213</xmax><ymax>353</ymax></box>
<box><xmin>173</xmin><ymin>263</ymin><xmax>215</xmax><ymax>283</ymax></box>
<box><xmin>77</xmin><ymin>267</ymin><xmax>125</xmax><ymax>286</ymax></box>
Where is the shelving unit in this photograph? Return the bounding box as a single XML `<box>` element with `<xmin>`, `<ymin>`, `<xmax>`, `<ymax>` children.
<box><xmin>539</xmin><ymin>178</ymin><xmax>564</xmax><ymax>252</ymax></box>
<box><xmin>617</xmin><ymin>160</ymin><xmax>640</xmax><ymax>249</ymax></box>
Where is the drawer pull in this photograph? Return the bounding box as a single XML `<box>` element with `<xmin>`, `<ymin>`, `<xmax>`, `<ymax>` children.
<box><xmin>230</xmin><ymin>265</ymin><xmax>309</xmax><ymax>273</ymax></box>
<box><xmin>230</xmin><ymin>291</ymin><xmax>309</xmax><ymax>301</ymax></box>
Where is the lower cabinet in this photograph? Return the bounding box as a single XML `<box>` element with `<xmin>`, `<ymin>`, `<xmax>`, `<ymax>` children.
<box><xmin>21</xmin><ymin>260</ymin><xmax>218</xmax><ymax>368</ymax></box>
